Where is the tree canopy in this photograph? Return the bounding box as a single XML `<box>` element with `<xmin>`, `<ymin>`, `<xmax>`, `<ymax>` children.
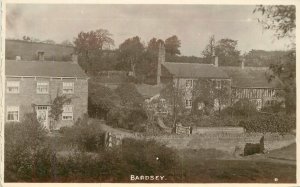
<box><xmin>165</xmin><ymin>35</ymin><xmax>181</xmax><ymax>56</ymax></box>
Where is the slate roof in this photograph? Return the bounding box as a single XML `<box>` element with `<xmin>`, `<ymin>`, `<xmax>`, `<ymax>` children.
<box><xmin>163</xmin><ymin>62</ymin><xmax>229</xmax><ymax>79</ymax></box>
<box><xmin>5</xmin><ymin>60</ymin><xmax>88</xmax><ymax>78</ymax></box>
<box><xmin>220</xmin><ymin>67</ymin><xmax>283</xmax><ymax>88</ymax></box>
<box><xmin>136</xmin><ymin>84</ymin><xmax>164</xmax><ymax>98</ymax></box>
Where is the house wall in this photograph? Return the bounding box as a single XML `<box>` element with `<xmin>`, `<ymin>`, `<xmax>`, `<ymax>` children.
<box><xmin>231</xmin><ymin>87</ymin><xmax>284</xmax><ymax>109</ymax></box>
<box><xmin>173</xmin><ymin>77</ymin><xmax>231</xmax><ymax>110</ymax></box>
<box><xmin>5</xmin><ymin>77</ymin><xmax>88</xmax><ymax>129</ymax></box>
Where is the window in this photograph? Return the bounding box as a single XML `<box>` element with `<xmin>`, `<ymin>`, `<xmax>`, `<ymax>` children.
<box><xmin>7</xmin><ymin>106</ymin><xmax>19</xmax><ymax>122</ymax></box>
<box><xmin>62</xmin><ymin>105</ymin><xmax>73</xmax><ymax>120</ymax></box>
<box><xmin>7</xmin><ymin>81</ymin><xmax>20</xmax><ymax>93</ymax></box>
<box><xmin>185</xmin><ymin>99</ymin><xmax>192</xmax><ymax>108</ymax></box>
<box><xmin>186</xmin><ymin>80</ymin><xmax>193</xmax><ymax>88</ymax></box>
<box><xmin>63</xmin><ymin>82</ymin><xmax>74</xmax><ymax>94</ymax></box>
<box><xmin>215</xmin><ymin>80</ymin><xmax>221</xmax><ymax>89</ymax></box>
<box><xmin>37</xmin><ymin>82</ymin><xmax>49</xmax><ymax>94</ymax></box>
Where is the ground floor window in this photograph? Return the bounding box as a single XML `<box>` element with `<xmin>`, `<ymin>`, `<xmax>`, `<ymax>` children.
<box><xmin>62</xmin><ymin>105</ymin><xmax>73</xmax><ymax>120</ymax></box>
<box><xmin>7</xmin><ymin>106</ymin><xmax>19</xmax><ymax>122</ymax></box>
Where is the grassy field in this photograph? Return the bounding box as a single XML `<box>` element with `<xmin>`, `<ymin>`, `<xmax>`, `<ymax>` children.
<box><xmin>173</xmin><ymin>148</ymin><xmax>296</xmax><ymax>183</ymax></box>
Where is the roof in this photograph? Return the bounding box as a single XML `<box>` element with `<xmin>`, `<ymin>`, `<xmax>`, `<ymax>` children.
<box><xmin>163</xmin><ymin>62</ymin><xmax>229</xmax><ymax>79</ymax></box>
<box><xmin>5</xmin><ymin>60</ymin><xmax>88</xmax><ymax>78</ymax></box>
<box><xmin>220</xmin><ymin>67</ymin><xmax>283</xmax><ymax>88</ymax></box>
<box><xmin>136</xmin><ymin>84</ymin><xmax>164</xmax><ymax>98</ymax></box>
<box><xmin>5</xmin><ymin>39</ymin><xmax>74</xmax><ymax>61</ymax></box>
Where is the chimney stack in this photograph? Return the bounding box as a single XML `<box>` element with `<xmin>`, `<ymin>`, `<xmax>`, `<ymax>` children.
<box><xmin>241</xmin><ymin>58</ymin><xmax>245</xmax><ymax>69</ymax></box>
<box><xmin>212</xmin><ymin>47</ymin><xmax>218</xmax><ymax>67</ymax></box>
<box><xmin>72</xmin><ymin>54</ymin><xmax>78</xmax><ymax>64</ymax></box>
<box><xmin>157</xmin><ymin>42</ymin><xmax>165</xmax><ymax>85</ymax></box>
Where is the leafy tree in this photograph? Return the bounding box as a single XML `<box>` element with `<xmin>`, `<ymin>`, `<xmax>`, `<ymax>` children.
<box><xmin>117</xmin><ymin>36</ymin><xmax>144</xmax><ymax>77</ymax></box>
<box><xmin>254</xmin><ymin>5</ymin><xmax>296</xmax><ymax>113</ymax></box>
<box><xmin>201</xmin><ymin>35</ymin><xmax>215</xmax><ymax>63</ymax></box>
<box><xmin>165</xmin><ymin>35</ymin><xmax>181</xmax><ymax>56</ymax></box>
<box><xmin>49</xmin><ymin>95</ymin><xmax>71</xmax><ymax>130</ymax></box>
<box><xmin>74</xmin><ymin>29</ymin><xmax>114</xmax><ymax>72</ymax></box>
<box><xmin>202</xmin><ymin>38</ymin><xmax>240</xmax><ymax>66</ymax></box>
<box><xmin>115</xmin><ymin>83</ymin><xmax>144</xmax><ymax>107</ymax></box>
<box><xmin>88</xmin><ymin>81</ymin><xmax>121</xmax><ymax>119</ymax></box>
<box><xmin>254</xmin><ymin>5</ymin><xmax>296</xmax><ymax>42</ymax></box>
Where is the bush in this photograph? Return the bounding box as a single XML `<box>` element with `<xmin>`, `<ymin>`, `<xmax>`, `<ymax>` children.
<box><xmin>239</xmin><ymin>113</ymin><xmax>296</xmax><ymax>135</ymax></box>
<box><xmin>88</xmin><ymin>82</ymin><xmax>121</xmax><ymax>119</ymax></box>
<box><xmin>60</xmin><ymin>115</ymin><xmax>106</xmax><ymax>152</ymax></box>
<box><xmin>115</xmin><ymin>83</ymin><xmax>144</xmax><ymax>107</ymax></box>
<box><xmin>222</xmin><ymin>99</ymin><xmax>258</xmax><ymax>117</ymax></box>
<box><xmin>56</xmin><ymin>138</ymin><xmax>179</xmax><ymax>182</ymax></box>
<box><xmin>5</xmin><ymin>113</ymin><xmax>53</xmax><ymax>182</ymax></box>
<box><xmin>106</xmin><ymin>107</ymin><xmax>147</xmax><ymax>132</ymax></box>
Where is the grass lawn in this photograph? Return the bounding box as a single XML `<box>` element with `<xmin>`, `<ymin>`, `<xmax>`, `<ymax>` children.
<box><xmin>173</xmin><ymin>148</ymin><xmax>296</xmax><ymax>183</ymax></box>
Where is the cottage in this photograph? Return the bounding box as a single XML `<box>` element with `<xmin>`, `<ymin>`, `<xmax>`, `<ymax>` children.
<box><xmin>5</xmin><ymin>56</ymin><xmax>88</xmax><ymax>130</ymax></box>
<box><xmin>221</xmin><ymin>63</ymin><xmax>284</xmax><ymax>110</ymax></box>
<box><xmin>157</xmin><ymin>43</ymin><xmax>231</xmax><ymax>111</ymax></box>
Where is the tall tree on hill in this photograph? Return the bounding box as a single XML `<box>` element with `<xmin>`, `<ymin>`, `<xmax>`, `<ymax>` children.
<box><xmin>254</xmin><ymin>5</ymin><xmax>296</xmax><ymax>113</ymax></box>
<box><xmin>165</xmin><ymin>35</ymin><xmax>181</xmax><ymax>56</ymax></box>
<box><xmin>117</xmin><ymin>36</ymin><xmax>145</xmax><ymax>77</ymax></box>
<box><xmin>74</xmin><ymin>29</ymin><xmax>114</xmax><ymax>72</ymax></box>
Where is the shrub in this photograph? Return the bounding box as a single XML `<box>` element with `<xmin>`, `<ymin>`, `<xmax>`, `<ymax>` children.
<box><xmin>60</xmin><ymin>115</ymin><xmax>106</xmax><ymax>152</ymax></box>
<box><xmin>115</xmin><ymin>83</ymin><xmax>144</xmax><ymax>107</ymax></box>
<box><xmin>88</xmin><ymin>82</ymin><xmax>121</xmax><ymax>119</ymax></box>
<box><xmin>222</xmin><ymin>99</ymin><xmax>258</xmax><ymax>117</ymax></box>
<box><xmin>239</xmin><ymin>113</ymin><xmax>296</xmax><ymax>135</ymax></box>
<box><xmin>5</xmin><ymin>113</ymin><xmax>53</xmax><ymax>182</ymax></box>
<box><xmin>106</xmin><ymin>107</ymin><xmax>147</xmax><ymax>132</ymax></box>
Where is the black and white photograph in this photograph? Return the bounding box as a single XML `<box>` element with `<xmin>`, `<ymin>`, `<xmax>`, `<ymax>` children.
<box><xmin>1</xmin><ymin>1</ymin><xmax>297</xmax><ymax>184</ymax></box>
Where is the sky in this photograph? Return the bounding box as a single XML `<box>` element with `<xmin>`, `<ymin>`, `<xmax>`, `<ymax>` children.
<box><xmin>6</xmin><ymin>4</ymin><xmax>293</xmax><ymax>57</ymax></box>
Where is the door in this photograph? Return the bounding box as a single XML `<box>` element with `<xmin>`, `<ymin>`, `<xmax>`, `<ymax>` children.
<box><xmin>36</xmin><ymin>106</ymin><xmax>49</xmax><ymax>129</ymax></box>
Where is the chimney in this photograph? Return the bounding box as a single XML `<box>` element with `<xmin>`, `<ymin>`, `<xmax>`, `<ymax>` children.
<box><xmin>37</xmin><ymin>51</ymin><xmax>45</xmax><ymax>61</ymax></box>
<box><xmin>241</xmin><ymin>58</ymin><xmax>245</xmax><ymax>69</ymax></box>
<box><xmin>16</xmin><ymin>56</ymin><xmax>21</xmax><ymax>61</ymax></box>
<box><xmin>71</xmin><ymin>54</ymin><xmax>78</xmax><ymax>64</ymax></box>
<box><xmin>212</xmin><ymin>47</ymin><xmax>218</xmax><ymax>67</ymax></box>
<box><xmin>157</xmin><ymin>42</ymin><xmax>165</xmax><ymax>85</ymax></box>
<box><xmin>214</xmin><ymin>56</ymin><xmax>218</xmax><ymax>67</ymax></box>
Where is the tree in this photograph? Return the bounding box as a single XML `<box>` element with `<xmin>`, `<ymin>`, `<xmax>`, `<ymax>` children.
<box><xmin>201</xmin><ymin>35</ymin><xmax>215</xmax><ymax>63</ymax></box>
<box><xmin>202</xmin><ymin>38</ymin><xmax>240</xmax><ymax>66</ymax></box>
<box><xmin>49</xmin><ymin>95</ymin><xmax>71</xmax><ymax>130</ymax></box>
<box><xmin>74</xmin><ymin>29</ymin><xmax>114</xmax><ymax>72</ymax></box>
<box><xmin>254</xmin><ymin>5</ymin><xmax>296</xmax><ymax>42</ymax></box>
<box><xmin>165</xmin><ymin>35</ymin><xmax>181</xmax><ymax>56</ymax></box>
<box><xmin>117</xmin><ymin>36</ymin><xmax>144</xmax><ymax>77</ymax></box>
<box><xmin>254</xmin><ymin>5</ymin><xmax>296</xmax><ymax>113</ymax></box>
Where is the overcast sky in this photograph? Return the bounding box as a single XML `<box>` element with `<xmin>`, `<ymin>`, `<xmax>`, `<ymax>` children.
<box><xmin>6</xmin><ymin>4</ymin><xmax>292</xmax><ymax>56</ymax></box>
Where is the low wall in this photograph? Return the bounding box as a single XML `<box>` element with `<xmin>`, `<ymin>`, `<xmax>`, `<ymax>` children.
<box><xmin>151</xmin><ymin>132</ymin><xmax>295</xmax><ymax>154</ymax></box>
<box><xmin>193</xmin><ymin>127</ymin><xmax>244</xmax><ymax>134</ymax></box>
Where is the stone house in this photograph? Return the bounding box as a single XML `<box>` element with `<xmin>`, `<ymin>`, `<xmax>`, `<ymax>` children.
<box><xmin>5</xmin><ymin>55</ymin><xmax>88</xmax><ymax>130</ymax></box>
<box><xmin>156</xmin><ymin>44</ymin><xmax>231</xmax><ymax>113</ymax></box>
<box><xmin>221</xmin><ymin>63</ymin><xmax>284</xmax><ymax>110</ymax></box>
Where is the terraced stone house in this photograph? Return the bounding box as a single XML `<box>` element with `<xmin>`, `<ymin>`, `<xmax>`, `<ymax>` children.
<box><xmin>5</xmin><ymin>44</ymin><xmax>88</xmax><ymax>130</ymax></box>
